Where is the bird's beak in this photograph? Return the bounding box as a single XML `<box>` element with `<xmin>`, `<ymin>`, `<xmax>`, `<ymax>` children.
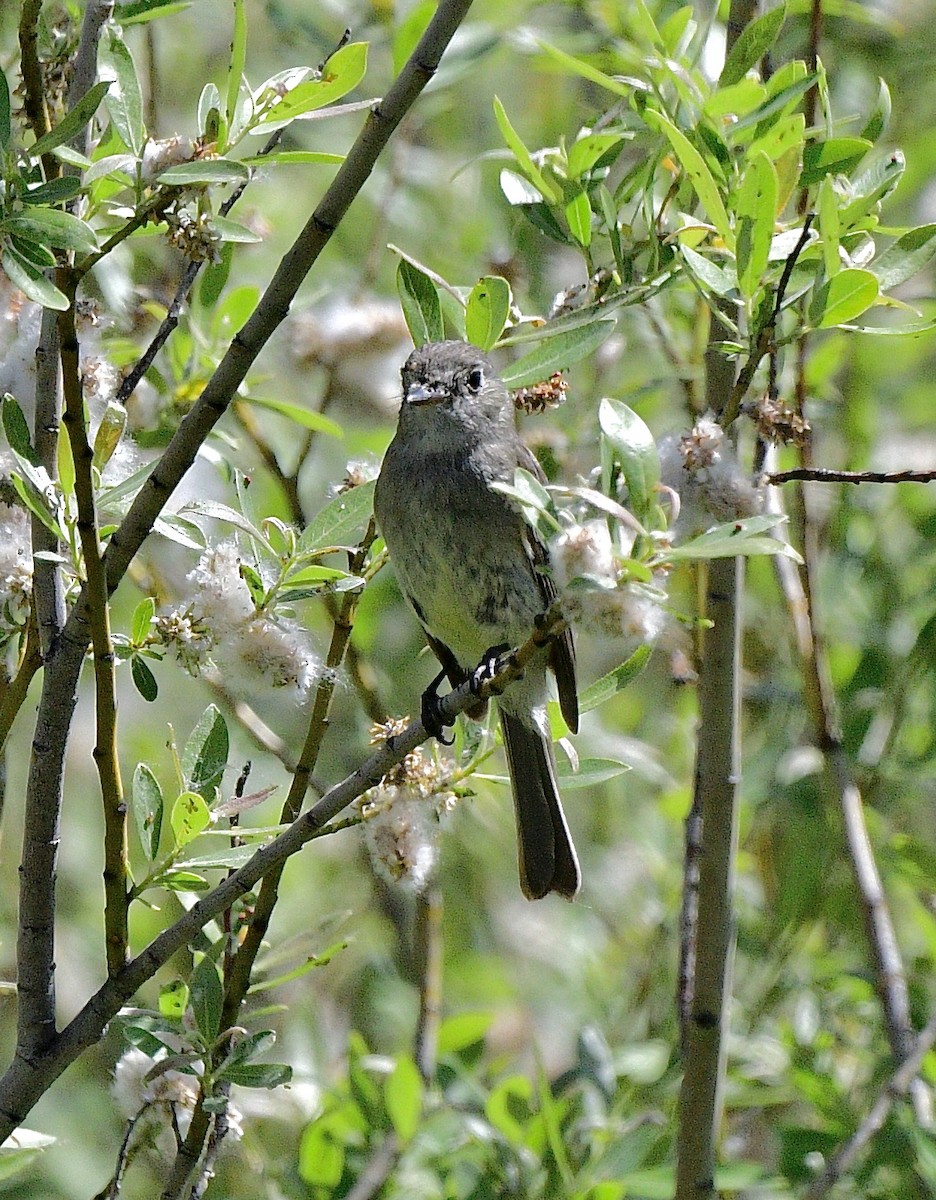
<box><xmin>406</xmin><ymin>382</ymin><xmax>449</xmax><ymax>407</ymax></box>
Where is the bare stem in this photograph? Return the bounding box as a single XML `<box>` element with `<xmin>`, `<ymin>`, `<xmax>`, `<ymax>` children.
<box><xmin>57</xmin><ymin>276</ymin><xmax>129</xmax><ymax>976</ymax></box>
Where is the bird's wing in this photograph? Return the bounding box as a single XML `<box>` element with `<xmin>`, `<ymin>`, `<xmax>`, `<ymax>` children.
<box><xmin>517</xmin><ymin>443</ymin><xmax>579</xmax><ymax>734</ymax></box>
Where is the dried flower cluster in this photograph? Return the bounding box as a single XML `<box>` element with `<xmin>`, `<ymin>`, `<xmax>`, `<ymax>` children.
<box><xmin>357</xmin><ymin>720</ymin><xmax>458</xmax><ymax>893</ymax></box>
<box><xmin>659</xmin><ymin>414</ymin><xmax>764</xmax><ymax>531</ymax></box>
<box><xmin>512</xmin><ymin>372</ymin><xmax>569</xmax><ymax>414</ymax></box>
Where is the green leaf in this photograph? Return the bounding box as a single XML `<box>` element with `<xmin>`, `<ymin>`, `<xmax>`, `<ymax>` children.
<box><xmin>170</xmin><ymin>790</ymin><xmax>211</xmax><ymax>846</ymax></box>
<box><xmin>181</xmin><ymin>499</ymin><xmax>271</xmax><ymax>552</ymax></box>
<box><xmin>2</xmin><ymin>395</ymin><xmax>38</xmax><ymax>464</ymax></box>
<box><xmin>0</xmin><ymin>63</ymin><xmax>10</xmax><ymax>151</ymax></box>
<box><xmin>131</xmin><ymin>762</ymin><xmax>164</xmax><ymax>859</ymax></box>
<box><xmin>735</xmin><ymin>151</ymin><xmax>777</xmax><ymax>298</ymax></box>
<box><xmin>501</xmin><ymin>319</ymin><xmax>617</xmax><ymax>389</ymax></box>
<box><xmin>567</xmin><ymin>133</ymin><xmax>624</xmax><ymax>180</ymax></box>
<box><xmin>29</xmin><ymin>81</ymin><xmax>112</xmax><ymax>158</ymax></box>
<box><xmin>1</xmin><ymin>248</ymin><xmax>68</xmax><ymax>310</ymax></box>
<box><xmin>667</xmin><ymin>515</ymin><xmax>802</xmax><ymax>562</ymax></box>
<box><xmin>719</xmin><ymin>4</ymin><xmax>786</xmax><ymax>87</ymax></box>
<box><xmin>565</xmin><ymin>189</ymin><xmax>592</xmax><ymax>248</ymax></box>
<box><xmin>578</xmin><ymin>646</ymin><xmax>652</xmax><ymax>713</ymax></box>
<box><xmin>190</xmin><ymin>955</ymin><xmax>223</xmax><ymax>1042</ymax></box>
<box><xmin>245</xmin><ymin>394</ymin><xmax>342</xmax><ymax>437</ymax></box>
<box><xmin>840</xmin><ymin>151</ymin><xmax>904</xmax><ymax>230</ymax></box>
<box><xmin>199</xmin><ymin>242</ymin><xmax>233</xmax><ymax>308</ymax></box>
<box><xmin>679</xmin><ymin>243</ymin><xmax>737</xmax><ymax>298</ymax></box>
<box><xmin>182</xmin><ymin>705</ymin><xmax>229</xmax><ymax>800</ymax></box>
<box><xmin>556</xmin><ymin>757</ymin><xmax>631</xmax><ymax>788</ymax></box>
<box><xmin>256</xmin><ymin>43</ymin><xmax>368</xmax><ymax>127</ymax></box>
<box><xmin>5</xmin><ymin>209</ymin><xmax>98</xmax><ymax>254</ymax></box>
<box><xmin>534</xmin><ymin>39</ymin><xmax>633</xmax><ymax>99</ymax></box>
<box><xmin>300</xmin><ymin>478</ymin><xmax>376</xmax><ymax>552</ymax></box>
<box><xmin>817</xmin><ymin>175</ymin><xmax>841</xmax><ymax>279</ymax></box>
<box><xmin>131</xmin><ymin>655</ymin><xmax>158</xmax><ymax>702</ymax></box>
<box><xmin>599</xmin><ymin>398</ymin><xmax>660</xmax><ymax>523</ymax></box>
<box><xmin>119</xmin><ymin>1</ymin><xmax>192</xmax><ymax>21</ymax></box>
<box><xmin>158</xmin><ymin>979</ymin><xmax>189</xmax><ymax>1019</ymax></box>
<box><xmin>870</xmin><ymin>224</ymin><xmax>936</xmax><ymax>291</ymax></box>
<box><xmin>437</xmin><ymin>1011</ymin><xmax>493</xmax><ymax>1055</ymax></box>
<box><xmin>810</xmin><ymin>267</ymin><xmax>878</xmax><ymax>328</ymax></box>
<box><xmin>220</xmin><ymin>1061</ymin><xmax>292</xmax><ymax>1088</ymax></box>
<box><xmin>131</xmin><ymin>597</ymin><xmax>156</xmax><ymax>647</ymax></box>
<box><xmin>226</xmin><ymin>0</ymin><xmax>247</xmax><ymax>134</ymax></box>
<box><xmin>645</xmin><ymin>110</ymin><xmax>732</xmax><ymax>246</ymax></box>
<box><xmin>493</xmin><ymin>96</ymin><xmax>558</xmax><ymax>204</ymax></box>
<box><xmin>99</xmin><ymin>30</ymin><xmax>145</xmax><ymax>155</ymax></box>
<box><xmin>393</xmin><ymin>0</ymin><xmax>435</xmax><ymax>74</ymax></box>
<box><xmin>176</xmin><ymin>845</ymin><xmax>258</xmax><ymax>871</ymax></box>
<box><xmin>240</xmin><ymin>149</ymin><xmax>344</xmax><ymax>166</ymax></box>
<box><xmin>157</xmin><ymin>158</ymin><xmax>250</xmax><ymax>185</ymax></box>
<box><xmin>860</xmin><ymin>77</ymin><xmax>891</xmax><ymax>145</ymax></box>
<box><xmin>211</xmin><ymin>216</ymin><xmax>261</xmax><ymax>244</ymax></box>
<box><xmin>465</xmin><ymin>275</ymin><xmax>511</xmax><ymax>351</ymax></box>
<box><xmin>20</xmin><ymin>177</ymin><xmax>83</xmax><ymax>206</ymax></box>
<box><xmin>799</xmin><ymin>138</ymin><xmax>872</xmax><ymax>188</ymax></box>
<box><xmin>385</xmin><ymin>1055</ymin><xmax>422</xmax><ymax>1143</ymax></box>
<box><xmin>92</xmin><ymin>399</ymin><xmax>128</xmax><ymax>470</ymax></box>
<box><xmin>397</xmin><ymin>259</ymin><xmax>444</xmax><ymax>346</ymax></box>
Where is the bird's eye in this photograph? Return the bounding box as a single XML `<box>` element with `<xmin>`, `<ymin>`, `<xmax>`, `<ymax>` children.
<box><xmin>466</xmin><ymin>366</ymin><xmax>485</xmax><ymax>393</ymax></box>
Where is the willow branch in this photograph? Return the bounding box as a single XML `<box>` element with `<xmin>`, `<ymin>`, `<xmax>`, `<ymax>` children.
<box><xmin>769</xmin><ymin>467</ymin><xmax>936</xmax><ymax>485</ymax></box>
<box><xmin>803</xmin><ymin>1011</ymin><xmax>936</xmax><ymax>1200</ymax></box>
<box><xmin>18</xmin><ymin>0</ymin><xmax>52</xmax><ymax>157</ymax></box>
<box><xmin>220</xmin><ymin>521</ymin><xmax>377</xmax><ymax>1028</ymax></box>
<box><xmin>0</xmin><ymin>610</ymin><xmax>556</xmax><ymax>1139</ymax></box>
<box><xmin>0</xmin><ymin>615</ymin><xmax>41</xmax><ymax>753</ymax></box>
<box><xmin>414</xmin><ymin>883</ymin><xmax>444</xmax><ymax>1082</ymax></box>
<box><xmin>57</xmin><ymin>276</ymin><xmax>129</xmax><ymax>977</ymax></box>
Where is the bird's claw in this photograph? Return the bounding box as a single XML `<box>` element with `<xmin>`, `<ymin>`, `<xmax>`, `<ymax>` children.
<box><xmin>470</xmin><ymin>643</ymin><xmax>511</xmax><ymax>697</ymax></box>
<box><xmin>421</xmin><ymin>668</ymin><xmax>455</xmax><ymax>745</ymax></box>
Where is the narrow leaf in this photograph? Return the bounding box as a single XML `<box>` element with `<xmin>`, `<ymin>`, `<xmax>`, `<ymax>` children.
<box><xmin>645</xmin><ymin>109</ymin><xmax>732</xmax><ymax>247</ymax></box>
<box><xmin>29</xmin><ymin>81</ymin><xmax>111</xmax><ymax>157</ymax></box>
<box><xmin>182</xmin><ymin>705</ymin><xmax>229</xmax><ymax>800</ymax></box>
<box><xmin>465</xmin><ymin>276</ymin><xmax>511</xmax><ymax>351</ymax></box>
<box><xmin>501</xmin><ymin>319</ymin><xmax>617</xmax><ymax>389</ymax></box>
<box><xmin>245</xmin><ymin>394</ymin><xmax>342</xmax><ymax>437</ymax></box>
<box><xmin>397</xmin><ymin>259</ymin><xmax>444</xmax><ymax>346</ymax></box>
<box><xmin>493</xmin><ymin>96</ymin><xmax>558</xmax><ymax>204</ymax></box>
<box><xmin>1</xmin><ymin>248</ymin><xmax>68</xmax><ymax>310</ymax></box>
<box><xmin>810</xmin><ymin>267</ymin><xmax>878</xmax><ymax>329</ymax></box>
<box><xmin>131</xmin><ymin>596</ymin><xmax>156</xmax><ymax>645</ymax></box>
<box><xmin>131</xmin><ymin>762</ymin><xmax>164</xmax><ymax>859</ymax></box>
<box><xmin>190</xmin><ymin>955</ymin><xmax>223</xmax><ymax>1042</ymax></box>
<box><xmin>870</xmin><ymin>224</ymin><xmax>936</xmax><ymax>291</ymax></box>
<box><xmin>2</xmin><ymin>395</ymin><xmax>38</xmax><ymax>464</ymax></box>
<box><xmin>555</xmin><ymin>757</ymin><xmax>631</xmax><ymax>788</ymax></box>
<box><xmin>565</xmin><ymin>189</ymin><xmax>592</xmax><ymax>247</ymax></box>
<box><xmin>131</xmin><ymin>655</ymin><xmax>158</xmax><ymax>701</ymax></box>
<box><xmin>300</xmin><ymin>478</ymin><xmax>376</xmax><ymax>552</ymax></box>
<box><xmin>799</xmin><ymin>138</ymin><xmax>872</xmax><ymax>188</ymax></box>
<box><xmin>157</xmin><ymin>158</ymin><xmax>249</xmax><ymax>184</ymax></box>
<box><xmin>99</xmin><ymin>30</ymin><xmax>145</xmax><ymax>155</ymax></box>
<box><xmin>385</xmin><ymin>1056</ymin><xmax>422</xmax><ymax>1144</ymax></box>
<box><xmin>567</xmin><ymin>133</ymin><xmax>624</xmax><ymax>180</ymax></box>
<box><xmin>735</xmin><ymin>151</ymin><xmax>777</xmax><ymax>298</ymax></box>
<box><xmin>720</xmin><ymin>5</ymin><xmax>786</xmax><ymax>87</ymax></box>
<box><xmin>226</xmin><ymin>0</ymin><xmax>248</xmax><ymax>132</ymax></box>
<box><xmin>256</xmin><ymin>43</ymin><xmax>368</xmax><ymax>127</ymax></box>
<box><xmin>599</xmin><ymin>398</ymin><xmax>660</xmax><ymax>522</ymax></box>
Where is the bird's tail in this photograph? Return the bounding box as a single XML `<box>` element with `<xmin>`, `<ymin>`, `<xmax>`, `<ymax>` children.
<box><xmin>500</xmin><ymin>710</ymin><xmax>580</xmax><ymax>900</ymax></box>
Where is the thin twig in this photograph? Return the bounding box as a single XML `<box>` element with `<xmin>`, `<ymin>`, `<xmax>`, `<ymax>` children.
<box><xmin>769</xmin><ymin>467</ymin><xmax>936</xmax><ymax>485</ymax></box>
<box><xmin>414</xmin><ymin>883</ymin><xmax>444</xmax><ymax>1081</ymax></box>
<box><xmin>57</xmin><ymin>277</ymin><xmax>129</xmax><ymax>976</ymax></box>
<box><xmin>803</xmin><ymin>1012</ymin><xmax>936</xmax><ymax>1200</ymax></box>
<box><xmin>0</xmin><ymin>606</ymin><xmax>558</xmax><ymax>1139</ymax></box>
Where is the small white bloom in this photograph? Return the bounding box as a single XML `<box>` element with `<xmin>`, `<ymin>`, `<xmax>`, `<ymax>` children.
<box><xmin>552</xmin><ymin>519</ymin><xmax>617</xmax><ymax>589</ymax></box>
<box><xmin>362</xmin><ymin>785</ymin><xmax>446</xmax><ymax>893</ymax></box>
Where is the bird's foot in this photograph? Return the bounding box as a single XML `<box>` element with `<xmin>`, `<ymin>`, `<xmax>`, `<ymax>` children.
<box><xmin>470</xmin><ymin>643</ymin><xmax>511</xmax><ymax>697</ymax></box>
<box><xmin>421</xmin><ymin>668</ymin><xmax>455</xmax><ymax>745</ymax></box>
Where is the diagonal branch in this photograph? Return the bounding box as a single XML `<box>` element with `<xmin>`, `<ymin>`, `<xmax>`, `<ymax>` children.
<box><xmin>0</xmin><ymin>609</ymin><xmax>559</xmax><ymax>1141</ymax></box>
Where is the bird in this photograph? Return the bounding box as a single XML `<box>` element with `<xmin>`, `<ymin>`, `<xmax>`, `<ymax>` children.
<box><xmin>374</xmin><ymin>340</ymin><xmax>580</xmax><ymax>899</ymax></box>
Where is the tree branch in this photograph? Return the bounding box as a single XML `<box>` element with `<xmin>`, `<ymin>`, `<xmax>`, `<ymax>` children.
<box><xmin>0</xmin><ymin>612</ymin><xmax>559</xmax><ymax>1140</ymax></box>
<box><xmin>769</xmin><ymin>467</ymin><xmax>936</xmax><ymax>485</ymax></box>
